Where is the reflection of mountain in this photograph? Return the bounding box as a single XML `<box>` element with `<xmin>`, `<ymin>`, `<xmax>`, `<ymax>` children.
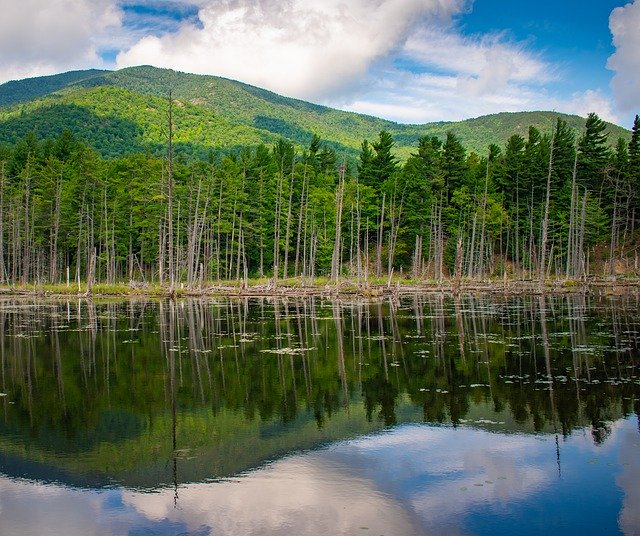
<box><xmin>0</xmin><ymin>451</ymin><xmax>109</xmax><ymax>488</ymax></box>
<box><xmin>1</xmin><ymin>419</ymin><xmax>638</xmax><ymax>535</ymax></box>
<box><xmin>0</xmin><ymin>295</ymin><xmax>638</xmax><ymax>489</ymax></box>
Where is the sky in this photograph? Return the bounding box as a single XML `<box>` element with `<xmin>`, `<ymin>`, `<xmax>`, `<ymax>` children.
<box><xmin>0</xmin><ymin>0</ymin><xmax>638</xmax><ymax>127</ymax></box>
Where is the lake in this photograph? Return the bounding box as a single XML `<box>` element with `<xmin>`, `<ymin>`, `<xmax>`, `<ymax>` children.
<box><xmin>0</xmin><ymin>293</ymin><xmax>638</xmax><ymax>535</ymax></box>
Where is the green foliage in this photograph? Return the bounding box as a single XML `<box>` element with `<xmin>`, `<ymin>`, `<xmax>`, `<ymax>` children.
<box><xmin>0</xmin><ymin>69</ymin><xmax>106</xmax><ymax>106</ymax></box>
<box><xmin>0</xmin><ymin>66</ymin><xmax>631</xmax><ymax>162</ymax></box>
<box><xmin>0</xmin><ymin>69</ymin><xmax>637</xmax><ymax>284</ymax></box>
<box><xmin>0</xmin><ymin>296</ymin><xmax>635</xmax><ymax>485</ymax></box>
<box><xmin>577</xmin><ymin>112</ymin><xmax>611</xmax><ymax>192</ymax></box>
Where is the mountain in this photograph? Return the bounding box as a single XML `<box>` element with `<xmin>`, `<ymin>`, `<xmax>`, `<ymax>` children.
<box><xmin>0</xmin><ymin>66</ymin><xmax>631</xmax><ymax>159</ymax></box>
<box><xmin>0</xmin><ymin>69</ymin><xmax>108</xmax><ymax>107</ymax></box>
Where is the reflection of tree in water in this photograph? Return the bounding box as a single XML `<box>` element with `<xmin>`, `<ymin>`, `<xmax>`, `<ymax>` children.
<box><xmin>362</xmin><ymin>374</ymin><xmax>397</xmax><ymax>427</ymax></box>
<box><xmin>0</xmin><ymin>294</ymin><xmax>638</xmax><ymax>457</ymax></box>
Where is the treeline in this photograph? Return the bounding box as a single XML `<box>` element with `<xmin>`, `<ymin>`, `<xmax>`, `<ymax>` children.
<box><xmin>0</xmin><ymin>110</ymin><xmax>638</xmax><ymax>287</ymax></box>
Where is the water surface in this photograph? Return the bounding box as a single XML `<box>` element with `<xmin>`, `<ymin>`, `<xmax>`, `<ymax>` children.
<box><xmin>0</xmin><ymin>294</ymin><xmax>638</xmax><ymax>534</ymax></box>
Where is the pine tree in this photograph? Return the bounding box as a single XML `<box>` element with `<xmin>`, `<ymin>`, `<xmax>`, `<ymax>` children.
<box><xmin>577</xmin><ymin>113</ymin><xmax>611</xmax><ymax>193</ymax></box>
<box><xmin>441</xmin><ymin>132</ymin><xmax>466</xmax><ymax>200</ymax></box>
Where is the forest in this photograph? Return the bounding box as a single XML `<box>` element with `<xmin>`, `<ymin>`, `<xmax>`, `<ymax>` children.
<box><xmin>0</xmin><ymin>106</ymin><xmax>638</xmax><ymax>290</ymax></box>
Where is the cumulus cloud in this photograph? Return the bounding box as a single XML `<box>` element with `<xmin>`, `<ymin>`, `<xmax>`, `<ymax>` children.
<box><xmin>0</xmin><ymin>0</ymin><xmax>122</xmax><ymax>83</ymax></box>
<box><xmin>0</xmin><ymin>0</ymin><xmax>621</xmax><ymax>125</ymax></box>
<box><xmin>404</xmin><ymin>27</ymin><xmax>552</xmax><ymax>93</ymax></box>
<box><xmin>116</xmin><ymin>0</ymin><xmax>468</xmax><ymax>100</ymax></box>
<box><xmin>607</xmin><ymin>0</ymin><xmax>640</xmax><ymax>113</ymax></box>
<box><xmin>561</xmin><ymin>89</ymin><xmax>619</xmax><ymax>124</ymax></box>
<box><xmin>345</xmin><ymin>74</ymin><xmax>619</xmax><ymax>125</ymax></box>
<box><xmin>116</xmin><ymin>0</ymin><xmax>585</xmax><ymax>123</ymax></box>
<box><xmin>340</xmin><ymin>27</ymin><xmax>621</xmax><ymax>125</ymax></box>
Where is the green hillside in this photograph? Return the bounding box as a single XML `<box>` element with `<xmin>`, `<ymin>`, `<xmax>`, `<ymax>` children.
<box><xmin>0</xmin><ymin>86</ymin><xmax>280</xmax><ymax>159</ymax></box>
<box><xmin>0</xmin><ymin>65</ymin><xmax>631</xmax><ymax>159</ymax></box>
<box><xmin>0</xmin><ymin>69</ymin><xmax>107</xmax><ymax>107</ymax></box>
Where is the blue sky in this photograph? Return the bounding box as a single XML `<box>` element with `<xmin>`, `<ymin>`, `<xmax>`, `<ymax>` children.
<box><xmin>461</xmin><ymin>1</ymin><xmax>619</xmax><ymax>87</ymax></box>
<box><xmin>1</xmin><ymin>1</ymin><xmax>638</xmax><ymax>126</ymax></box>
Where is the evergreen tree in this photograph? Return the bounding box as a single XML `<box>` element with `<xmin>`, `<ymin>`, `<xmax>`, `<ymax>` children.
<box><xmin>357</xmin><ymin>140</ymin><xmax>376</xmax><ymax>190</ymax></box>
<box><xmin>441</xmin><ymin>132</ymin><xmax>466</xmax><ymax>201</ymax></box>
<box><xmin>577</xmin><ymin>113</ymin><xmax>611</xmax><ymax>193</ymax></box>
<box><xmin>371</xmin><ymin>130</ymin><xmax>398</xmax><ymax>191</ymax></box>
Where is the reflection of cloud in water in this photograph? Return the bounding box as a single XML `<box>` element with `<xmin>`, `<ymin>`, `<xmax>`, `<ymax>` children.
<box><xmin>617</xmin><ymin>427</ymin><xmax>640</xmax><ymax>535</ymax></box>
<box><xmin>0</xmin><ymin>480</ymin><xmax>105</xmax><ymax>535</ymax></box>
<box><xmin>1</xmin><ymin>422</ymin><xmax>638</xmax><ymax>535</ymax></box>
<box><xmin>0</xmin><ymin>461</ymin><xmax>422</xmax><ymax>536</ymax></box>
<box><xmin>122</xmin><ymin>458</ymin><xmax>422</xmax><ymax>535</ymax></box>
<box><xmin>125</xmin><ymin>426</ymin><xmax>554</xmax><ymax>535</ymax></box>
<box><xmin>322</xmin><ymin>426</ymin><xmax>549</xmax><ymax>532</ymax></box>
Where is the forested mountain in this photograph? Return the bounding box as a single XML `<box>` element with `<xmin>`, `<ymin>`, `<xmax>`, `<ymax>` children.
<box><xmin>0</xmin><ymin>69</ymin><xmax>108</xmax><ymax>107</ymax></box>
<box><xmin>0</xmin><ymin>65</ymin><xmax>638</xmax><ymax>288</ymax></box>
<box><xmin>0</xmin><ymin>66</ymin><xmax>630</xmax><ymax>159</ymax></box>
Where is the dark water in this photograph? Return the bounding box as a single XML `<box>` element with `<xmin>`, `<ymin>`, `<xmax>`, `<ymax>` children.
<box><xmin>0</xmin><ymin>294</ymin><xmax>639</xmax><ymax>535</ymax></box>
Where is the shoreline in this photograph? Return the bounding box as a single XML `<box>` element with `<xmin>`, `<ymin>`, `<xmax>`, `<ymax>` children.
<box><xmin>1</xmin><ymin>276</ymin><xmax>639</xmax><ymax>300</ymax></box>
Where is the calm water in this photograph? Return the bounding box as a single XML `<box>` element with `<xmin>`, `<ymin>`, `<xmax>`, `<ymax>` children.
<box><xmin>0</xmin><ymin>294</ymin><xmax>639</xmax><ymax>535</ymax></box>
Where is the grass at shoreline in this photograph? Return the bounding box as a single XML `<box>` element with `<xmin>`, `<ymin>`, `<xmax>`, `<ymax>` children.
<box><xmin>1</xmin><ymin>275</ymin><xmax>639</xmax><ymax>299</ymax></box>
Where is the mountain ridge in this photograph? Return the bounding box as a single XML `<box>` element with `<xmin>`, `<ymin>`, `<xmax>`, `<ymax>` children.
<box><xmin>0</xmin><ymin>66</ymin><xmax>631</xmax><ymax>159</ymax></box>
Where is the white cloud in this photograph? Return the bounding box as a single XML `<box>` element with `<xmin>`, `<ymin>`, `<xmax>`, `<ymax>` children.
<box><xmin>341</xmin><ymin>73</ymin><xmax>621</xmax><ymax>126</ymax></box>
<box><xmin>330</xmin><ymin>27</ymin><xmax>622</xmax><ymax>125</ymax></box>
<box><xmin>0</xmin><ymin>0</ymin><xmax>622</xmax><ymax>126</ymax></box>
<box><xmin>607</xmin><ymin>0</ymin><xmax>640</xmax><ymax>113</ymax></box>
<box><xmin>0</xmin><ymin>0</ymin><xmax>122</xmax><ymax>83</ymax></box>
<box><xmin>116</xmin><ymin>0</ymin><xmax>468</xmax><ymax>100</ymax></box>
<box><xmin>561</xmin><ymin>89</ymin><xmax>619</xmax><ymax>124</ymax></box>
<box><xmin>404</xmin><ymin>27</ymin><xmax>552</xmax><ymax>93</ymax></box>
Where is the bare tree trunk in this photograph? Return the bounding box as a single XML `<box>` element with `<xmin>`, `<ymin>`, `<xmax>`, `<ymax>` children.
<box><xmin>436</xmin><ymin>196</ymin><xmax>444</xmax><ymax>283</ymax></box>
<box><xmin>10</xmin><ymin>201</ymin><xmax>17</xmax><ymax>284</ymax></box>
<box><xmin>294</xmin><ymin>164</ymin><xmax>308</xmax><ymax>277</ymax></box>
<box><xmin>386</xmin><ymin>190</ymin><xmax>404</xmax><ymax>287</ymax></box>
<box><xmin>102</xmin><ymin>186</ymin><xmax>110</xmax><ymax>284</ymax></box>
<box><xmin>75</xmin><ymin>189</ymin><xmax>86</xmax><ymax>290</ymax></box>
<box><xmin>578</xmin><ymin>189</ymin><xmax>587</xmax><ymax>279</ymax></box>
<box><xmin>413</xmin><ymin>234</ymin><xmax>422</xmax><ymax>280</ymax></box>
<box><xmin>128</xmin><ymin>193</ymin><xmax>133</xmax><ymax>282</ymax></box>
<box><xmin>609</xmin><ymin>177</ymin><xmax>619</xmax><ymax>277</ymax></box>
<box><xmin>175</xmin><ymin>200</ymin><xmax>181</xmax><ymax>285</ymax></box>
<box><xmin>167</xmin><ymin>91</ymin><xmax>175</xmax><ymax>293</ymax></box>
<box><xmin>111</xmin><ymin>215</ymin><xmax>116</xmax><ymax>282</ymax></box>
<box><xmin>364</xmin><ymin>217</ymin><xmax>370</xmax><ymax>285</ymax></box>
<box><xmin>258</xmin><ymin>169</ymin><xmax>265</xmax><ymax>278</ymax></box>
<box><xmin>86</xmin><ymin>248</ymin><xmax>96</xmax><ymax>295</ymax></box>
<box><xmin>331</xmin><ymin>164</ymin><xmax>345</xmax><ymax>284</ymax></box>
<box><xmin>478</xmin><ymin>159</ymin><xmax>489</xmax><ymax>278</ymax></box>
<box><xmin>467</xmin><ymin>210</ymin><xmax>477</xmax><ymax>278</ymax></box>
<box><xmin>186</xmin><ymin>173</ymin><xmax>203</xmax><ymax>288</ymax></box>
<box><xmin>355</xmin><ymin>179</ymin><xmax>363</xmax><ymax>287</ymax></box>
<box><xmin>235</xmin><ymin>212</ymin><xmax>243</xmax><ymax>281</ymax></box>
<box><xmin>515</xmin><ymin>173</ymin><xmax>520</xmax><ymax>279</ymax></box>
<box><xmin>566</xmin><ymin>152</ymin><xmax>578</xmax><ymax>279</ymax></box>
<box><xmin>159</xmin><ymin>216</ymin><xmax>165</xmax><ymax>286</ymax></box>
<box><xmin>454</xmin><ymin>234</ymin><xmax>463</xmax><ymax>290</ymax></box>
<box><xmin>376</xmin><ymin>193</ymin><xmax>386</xmax><ymax>278</ymax></box>
<box><xmin>309</xmin><ymin>227</ymin><xmax>317</xmax><ymax>286</ymax></box>
<box><xmin>21</xmin><ymin>162</ymin><xmax>31</xmax><ymax>285</ymax></box>
<box><xmin>0</xmin><ymin>161</ymin><xmax>6</xmax><ymax>284</ymax></box>
<box><xmin>283</xmin><ymin>158</ymin><xmax>295</xmax><ymax>279</ymax></box>
<box><xmin>216</xmin><ymin>179</ymin><xmax>223</xmax><ymax>281</ymax></box>
<box><xmin>539</xmin><ymin>130</ymin><xmax>555</xmax><ymax>288</ymax></box>
<box><xmin>272</xmin><ymin>164</ymin><xmax>284</xmax><ymax>286</ymax></box>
